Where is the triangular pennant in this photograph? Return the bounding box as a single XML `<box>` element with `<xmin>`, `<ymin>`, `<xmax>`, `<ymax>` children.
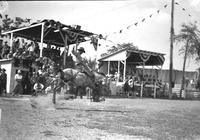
<box><xmin>157</xmin><ymin>10</ymin><xmax>160</xmax><ymax>13</ymax></box>
<box><xmin>127</xmin><ymin>25</ymin><xmax>131</xmax><ymax>29</ymax></box>
<box><xmin>105</xmin><ymin>35</ymin><xmax>108</xmax><ymax>40</ymax></box>
<box><xmin>149</xmin><ymin>14</ymin><xmax>153</xmax><ymax>18</ymax></box>
<box><xmin>182</xmin><ymin>8</ymin><xmax>185</xmax><ymax>11</ymax></box>
<box><xmin>175</xmin><ymin>2</ymin><xmax>179</xmax><ymax>5</ymax></box>
<box><xmin>134</xmin><ymin>22</ymin><xmax>138</xmax><ymax>26</ymax></box>
<box><xmin>98</xmin><ymin>34</ymin><xmax>103</xmax><ymax>39</ymax></box>
<box><xmin>142</xmin><ymin>18</ymin><xmax>145</xmax><ymax>22</ymax></box>
<box><xmin>164</xmin><ymin>4</ymin><xmax>167</xmax><ymax>8</ymax></box>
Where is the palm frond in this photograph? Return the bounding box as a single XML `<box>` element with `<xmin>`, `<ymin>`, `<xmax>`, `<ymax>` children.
<box><xmin>175</xmin><ymin>22</ymin><xmax>200</xmax><ymax>62</ymax></box>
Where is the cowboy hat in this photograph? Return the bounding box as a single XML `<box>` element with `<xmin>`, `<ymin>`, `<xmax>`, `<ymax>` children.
<box><xmin>78</xmin><ymin>47</ymin><xmax>85</xmax><ymax>53</ymax></box>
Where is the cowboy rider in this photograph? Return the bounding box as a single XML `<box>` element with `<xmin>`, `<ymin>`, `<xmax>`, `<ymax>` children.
<box><xmin>71</xmin><ymin>47</ymin><xmax>94</xmax><ymax>78</ymax></box>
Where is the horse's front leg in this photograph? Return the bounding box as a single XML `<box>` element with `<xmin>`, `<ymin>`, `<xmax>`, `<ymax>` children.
<box><xmin>90</xmin><ymin>88</ymin><xmax>93</xmax><ymax>102</ymax></box>
<box><xmin>74</xmin><ymin>87</ymin><xmax>78</xmax><ymax>99</ymax></box>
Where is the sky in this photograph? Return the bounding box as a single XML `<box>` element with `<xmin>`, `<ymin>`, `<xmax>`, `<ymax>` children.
<box><xmin>1</xmin><ymin>0</ymin><xmax>200</xmax><ymax>71</ymax></box>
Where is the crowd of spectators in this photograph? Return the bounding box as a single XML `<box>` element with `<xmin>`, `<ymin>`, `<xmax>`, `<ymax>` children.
<box><xmin>0</xmin><ymin>36</ymin><xmax>65</xmax><ymax>96</ymax></box>
<box><xmin>0</xmin><ymin>37</ymin><xmax>62</xmax><ymax>67</ymax></box>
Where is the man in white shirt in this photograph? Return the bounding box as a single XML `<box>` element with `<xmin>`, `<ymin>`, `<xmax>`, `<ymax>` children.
<box><xmin>27</xmin><ymin>41</ymin><xmax>35</xmax><ymax>56</ymax></box>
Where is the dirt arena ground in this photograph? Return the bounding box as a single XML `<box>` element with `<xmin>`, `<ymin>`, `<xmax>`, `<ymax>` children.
<box><xmin>0</xmin><ymin>94</ymin><xmax>200</xmax><ymax>140</ymax></box>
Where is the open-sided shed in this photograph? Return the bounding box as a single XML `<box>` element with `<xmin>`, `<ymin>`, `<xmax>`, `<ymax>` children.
<box><xmin>1</xmin><ymin>19</ymin><xmax>96</xmax><ymax>94</ymax></box>
<box><xmin>98</xmin><ymin>47</ymin><xmax>165</xmax><ymax>97</ymax></box>
<box><xmin>2</xmin><ymin>19</ymin><xmax>96</xmax><ymax>67</ymax></box>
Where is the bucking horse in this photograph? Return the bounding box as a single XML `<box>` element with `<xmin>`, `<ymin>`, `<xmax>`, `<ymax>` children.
<box><xmin>57</xmin><ymin>68</ymin><xmax>106</xmax><ymax>101</ymax></box>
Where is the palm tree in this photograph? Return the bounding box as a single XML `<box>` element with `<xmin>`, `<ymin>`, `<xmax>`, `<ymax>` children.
<box><xmin>174</xmin><ymin>23</ymin><xmax>200</xmax><ymax>98</ymax></box>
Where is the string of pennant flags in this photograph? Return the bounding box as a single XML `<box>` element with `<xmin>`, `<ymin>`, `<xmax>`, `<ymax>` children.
<box><xmin>102</xmin><ymin>1</ymin><xmax>199</xmax><ymax>41</ymax></box>
<box><xmin>102</xmin><ymin>3</ymin><xmax>169</xmax><ymax>40</ymax></box>
<box><xmin>174</xmin><ymin>2</ymin><xmax>198</xmax><ymax>24</ymax></box>
<box><xmin>93</xmin><ymin>1</ymin><xmax>200</xmax><ymax>50</ymax></box>
<box><xmin>1</xmin><ymin>1</ymin><xmax>199</xmax><ymax>49</ymax></box>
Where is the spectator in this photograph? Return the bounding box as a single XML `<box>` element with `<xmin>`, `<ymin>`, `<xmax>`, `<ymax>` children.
<box><xmin>18</xmin><ymin>39</ymin><xmax>24</xmax><ymax>53</ymax></box>
<box><xmin>12</xmin><ymin>70</ymin><xmax>23</xmax><ymax>96</ymax></box>
<box><xmin>127</xmin><ymin>76</ymin><xmax>135</xmax><ymax>97</ymax></box>
<box><xmin>33</xmin><ymin>80</ymin><xmax>44</xmax><ymax>96</ymax></box>
<box><xmin>0</xmin><ymin>39</ymin><xmax>3</xmax><ymax>58</ymax></box>
<box><xmin>12</xmin><ymin>38</ymin><xmax>20</xmax><ymax>53</ymax></box>
<box><xmin>1</xmin><ymin>68</ymin><xmax>7</xmax><ymax>95</ymax></box>
<box><xmin>27</xmin><ymin>41</ymin><xmax>35</xmax><ymax>56</ymax></box>
<box><xmin>34</xmin><ymin>41</ymin><xmax>40</xmax><ymax>57</ymax></box>
<box><xmin>1</xmin><ymin>41</ymin><xmax>10</xmax><ymax>59</ymax></box>
<box><xmin>22</xmin><ymin>72</ymin><xmax>31</xmax><ymax>95</ymax></box>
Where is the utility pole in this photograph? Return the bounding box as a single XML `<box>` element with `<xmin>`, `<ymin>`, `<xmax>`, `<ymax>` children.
<box><xmin>169</xmin><ymin>0</ymin><xmax>175</xmax><ymax>99</ymax></box>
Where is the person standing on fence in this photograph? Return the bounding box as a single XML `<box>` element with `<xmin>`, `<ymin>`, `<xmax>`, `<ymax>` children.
<box><xmin>12</xmin><ymin>70</ymin><xmax>23</xmax><ymax>96</ymax></box>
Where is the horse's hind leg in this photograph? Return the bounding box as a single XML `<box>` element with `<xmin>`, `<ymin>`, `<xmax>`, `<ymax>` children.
<box><xmin>79</xmin><ymin>87</ymin><xmax>83</xmax><ymax>99</ymax></box>
<box><xmin>74</xmin><ymin>87</ymin><xmax>78</xmax><ymax>99</ymax></box>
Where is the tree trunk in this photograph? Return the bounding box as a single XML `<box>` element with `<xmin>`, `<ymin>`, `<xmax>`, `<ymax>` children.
<box><xmin>180</xmin><ymin>42</ymin><xmax>189</xmax><ymax>98</ymax></box>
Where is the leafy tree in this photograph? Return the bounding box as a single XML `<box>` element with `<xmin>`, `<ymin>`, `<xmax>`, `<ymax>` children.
<box><xmin>101</xmin><ymin>42</ymin><xmax>138</xmax><ymax>57</ymax></box>
<box><xmin>174</xmin><ymin>22</ymin><xmax>200</xmax><ymax>97</ymax></box>
<box><xmin>0</xmin><ymin>14</ymin><xmax>31</xmax><ymax>34</ymax></box>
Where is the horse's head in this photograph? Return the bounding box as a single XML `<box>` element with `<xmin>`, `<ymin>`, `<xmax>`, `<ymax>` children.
<box><xmin>60</xmin><ymin>68</ymin><xmax>80</xmax><ymax>82</ymax></box>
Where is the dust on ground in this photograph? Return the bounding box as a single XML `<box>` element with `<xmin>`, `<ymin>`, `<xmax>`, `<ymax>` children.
<box><xmin>1</xmin><ymin>94</ymin><xmax>200</xmax><ymax>140</ymax></box>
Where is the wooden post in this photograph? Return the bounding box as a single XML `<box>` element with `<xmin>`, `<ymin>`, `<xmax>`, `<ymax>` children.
<box><xmin>10</xmin><ymin>33</ymin><xmax>13</xmax><ymax>53</ymax></box>
<box><xmin>140</xmin><ymin>81</ymin><xmax>144</xmax><ymax>98</ymax></box>
<box><xmin>63</xmin><ymin>35</ymin><xmax>68</xmax><ymax>68</ymax></box>
<box><xmin>52</xmin><ymin>79</ymin><xmax>57</xmax><ymax>104</ymax></box>
<box><xmin>154</xmin><ymin>81</ymin><xmax>157</xmax><ymax>99</ymax></box>
<box><xmin>160</xmin><ymin>65</ymin><xmax>163</xmax><ymax>82</ymax></box>
<box><xmin>117</xmin><ymin>61</ymin><xmax>120</xmax><ymax>82</ymax></box>
<box><xmin>40</xmin><ymin>23</ymin><xmax>45</xmax><ymax>57</ymax></box>
<box><xmin>123</xmin><ymin>59</ymin><xmax>126</xmax><ymax>82</ymax></box>
<box><xmin>169</xmin><ymin>0</ymin><xmax>175</xmax><ymax>99</ymax></box>
<box><xmin>108</xmin><ymin>61</ymin><xmax>110</xmax><ymax>75</ymax></box>
<box><xmin>140</xmin><ymin>62</ymin><xmax>145</xmax><ymax>98</ymax></box>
